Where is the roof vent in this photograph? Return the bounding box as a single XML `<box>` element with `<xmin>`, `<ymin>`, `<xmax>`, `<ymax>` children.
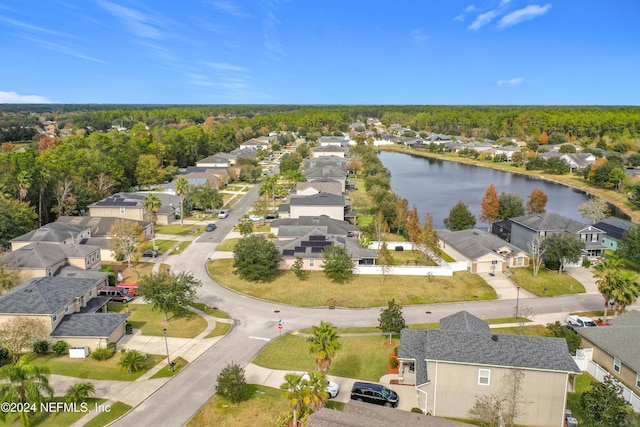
<box><xmin>491</xmin><ymin>335</ymin><xmax>499</xmax><ymax>342</ymax></box>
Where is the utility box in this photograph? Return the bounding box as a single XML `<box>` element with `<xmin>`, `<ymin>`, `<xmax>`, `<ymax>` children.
<box><xmin>69</xmin><ymin>347</ymin><xmax>89</xmax><ymax>359</ymax></box>
<box><xmin>566</xmin><ymin>417</ymin><xmax>578</xmax><ymax>427</ymax></box>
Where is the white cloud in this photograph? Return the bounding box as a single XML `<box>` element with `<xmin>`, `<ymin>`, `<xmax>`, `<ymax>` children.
<box><xmin>465</xmin><ymin>4</ymin><xmax>477</xmax><ymax>12</ymax></box>
<box><xmin>499</xmin><ymin>0</ymin><xmax>512</xmax><ymax>6</ymax></box>
<box><xmin>0</xmin><ymin>91</ymin><xmax>52</xmax><ymax>103</ymax></box>
<box><xmin>98</xmin><ymin>0</ymin><xmax>165</xmax><ymax>39</ymax></box>
<box><xmin>204</xmin><ymin>62</ymin><xmax>247</xmax><ymax>72</ymax></box>
<box><xmin>467</xmin><ymin>10</ymin><xmax>499</xmax><ymax>31</ymax></box>
<box><xmin>411</xmin><ymin>29</ymin><xmax>429</xmax><ymax>42</ymax></box>
<box><xmin>454</xmin><ymin>4</ymin><xmax>476</xmax><ymax>22</ymax></box>
<box><xmin>497</xmin><ymin>77</ymin><xmax>524</xmax><ymax>86</ymax></box>
<box><xmin>0</xmin><ymin>15</ymin><xmax>64</xmax><ymax>36</ymax></box>
<box><xmin>497</xmin><ymin>4</ymin><xmax>552</xmax><ymax>29</ymax></box>
<box><xmin>209</xmin><ymin>1</ymin><xmax>247</xmax><ymax>18</ymax></box>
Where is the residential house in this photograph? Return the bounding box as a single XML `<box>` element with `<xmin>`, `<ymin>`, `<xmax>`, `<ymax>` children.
<box><xmin>303</xmin><ymin>166</ymin><xmax>348</xmax><ymax>192</ymax></box>
<box><xmin>56</xmin><ymin>216</ymin><xmax>152</xmax><ymax>262</ymax></box>
<box><xmin>348</xmin><ymin>120</ymin><xmax>366</xmax><ymax>131</ymax></box>
<box><xmin>239</xmin><ymin>138</ymin><xmax>270</xmax><ymax>151</ymax></box>
<box><xmin>2</xmin><ymin>242</ymin><xmax>101</xmax><ymax>281</ymax></box>
<box><xmin>288</xmin><ymin>193</ymin><xmax>346</xmax><ymax>221</ymax></box>
<box><xmin>576</xmin><ymin>310</ymin><xmax>640</xmax><ymax>395</ymax></box>
<box><xmin>425</xmin><ymin>133</ymin><xmax>453</xmax><ymax>145</ymax></box>
<box><xmin>276</xmin><ymin>231</ymin><xmax>376</xmax><ymax>270</ymax></box>
<box><xmin>305</xmin><ymin>155</ymin><xmax>347</xmax><ymax>171</ymax></box>
<box><xmin>493</xmin><ymin>145</ymin><xmax>522</xmax><ymax>161</ymax></box>
<box><xmin>11</xmin><ymin>222</ymin><xmax>91</xmax><ymax>251</ymax></box>
<box><xmin>88</xmin><ymin>192</ymin><xmax>176</xmax><ymax>225</ymax></box>
<box><xmin>539</xmin><ymin>152</ymin><xmax>596</xmax><ymax>172</ymax></box>
<box><xmin>295</xmin><ymin>179</ymin><xmax>343</xmax><ymax>196</ymax></box>
<box><xmin>398</xmin><ymin>311</ymin><xmax>580</xmax><ymax>427</ymax></box>
<box><xmin>195</xmin><ymin>155</ymin><xmax>231</xmax><ymax>168</ymax></box>
<box><xmin>318</xmin><ymin>136</ymin><xmax>350</xmax><ymax>148</ymax></box>
<box><xmin>0</xmin><ymin>273</ymin><xmax>129</xmax><ymax>350</ymax></box>
<box><xmin>437</xmin><ymin>229</ymin><xmax>529</xmax><ymax>273</ymax></box>
<box><xmin>181</xmin><ymin>166</ymin><xmax>229</xmax><ymax>188</ymax></box>
<box><xmin>593</xmin><ymin>216</ymin><xmax>633</xmax><ymax>251</ymax></box>
<box><xmin>307</xmin><ymin>400</ymin><xmax>470</xmax><ymax>427</ymax></box>
<box><xmin>366</xmin><ymin>117</ymin><xmax>382</xmax><ymax>126</ymax></box>
<box><xmin>311</xmin><ymin>145</ymin><xmax>346</xmax><ymax>158</ymax></box>
<box><xmin>508</xmin><ymin>212</ymin><xmax>608</xmax><ymax>259</ymax></box>
<box><xmin>270</xmin><ymin>215</ymin><xmax>360</xmax><ymax>240</ymax></box>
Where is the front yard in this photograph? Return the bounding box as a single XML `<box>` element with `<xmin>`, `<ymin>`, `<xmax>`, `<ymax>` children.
<box><xmin>208</xmin><ymin>258</ymin><xmax>496</xmax><ymax>307</ymax></box>
<box><xmin>32</xmin><ymin>353</ymin><xmax>166</xmax><ymax>381</ymax></box>
<box><xmin>510</xmin><ymin>267</ymin><xmax>585</xmax><ymax>296</ymax></box>
<box><xmin>108</xmin><ymin>302</ymin><xmax>208</xmax><ymax>338</ymax></box>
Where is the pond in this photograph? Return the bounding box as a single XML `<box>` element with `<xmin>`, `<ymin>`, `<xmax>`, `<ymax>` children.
<box><xmin>379</xmin><ymin>151</ymin><xmax>593</xmax><ymax>228</ymax></box>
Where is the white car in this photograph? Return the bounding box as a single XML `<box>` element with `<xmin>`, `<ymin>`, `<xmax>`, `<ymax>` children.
<box><xmin>249</xmin><ymin>215</ymin><xmax>263</xmax><ymax>222</ymax></box>
<box><xmin>218</xmin><ymin>210</ymin><xmax>229</xmax><ymax>219</ymax></box>
<box><xmin>301</xmin><ymin>373</ymin><xmax>340</xmax><ymax>398</ymax></box>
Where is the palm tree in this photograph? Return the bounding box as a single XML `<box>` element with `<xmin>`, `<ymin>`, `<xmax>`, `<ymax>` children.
<box><xmin>0</xmin><ymin>362</ymin><xmax>53</xmax><ymax>427</ymax></box>
<box><xmin>143</xmin><ymin>193</ymin><xmax>162</xmax><ymax>248</ymax></box>
<box><xmin>16</xmin><ymin>171</ymin><xmax>31</xmax><ymax>202</ymax></box>
<box><xmin>593</xmin><ymin>256</ymin><xmax>621</xmax><ymax>323</ymax></box>
<box><xmin>611</xmin><ymin>271</ymin><xmax>640</xmax><ymax>316</ymax></box>
<box><xmin>118</xmin><ymin>350</ymin><xmax>147</xmax><ymax>374</ymax></box>
<box><xmin>280</xmin><ymin>373</ymin><xmax>307</xmax><ymax>427</ymax></box>
<box><xmin>175</xmin><ymin>177</ymin><xmax>189</xmax><ymax>227</ymax></box>
<box><xmin>307</xmin><ymin>321</ymin><xmax>341</xmax><ymax>374</ymax></box>
<box><xmin>303</xmin><ymin>371</ymin><xmax>329</xmax><ymax>411</ymax></box>
<box><xmin>65</xmin><ymin>381</ymin><xmax>96</xmax><ymax>403</ymax></box>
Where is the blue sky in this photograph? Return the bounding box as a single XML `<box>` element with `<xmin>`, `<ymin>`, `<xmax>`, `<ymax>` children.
<box><xmin>1</xmin><ymin>1</ymin><xmax>639</xmax><ymax>104</ymax></box>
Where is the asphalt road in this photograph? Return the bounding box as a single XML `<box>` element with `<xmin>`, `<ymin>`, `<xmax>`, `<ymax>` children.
<box><xmin>112</xmin><ymin>183</ymin><xmax>604</xmax><ymax>426</ymax></box>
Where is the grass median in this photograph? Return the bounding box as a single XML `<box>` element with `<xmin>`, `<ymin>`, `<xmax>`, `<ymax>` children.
<box><xmin>208</xmin><ymin>259</ymin><xmax>496</xmax><ymax>307</ymax></box>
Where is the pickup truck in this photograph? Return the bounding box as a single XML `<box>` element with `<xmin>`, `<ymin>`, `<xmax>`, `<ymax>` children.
<box><xmin>566</xmin><ymin>314</ymin><xmax>597</xmax><ymax>328</ymax></box>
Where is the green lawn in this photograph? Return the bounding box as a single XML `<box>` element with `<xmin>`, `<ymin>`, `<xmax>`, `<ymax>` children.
<box><xmin>83</xmin><ymin>401</ymin><xmax>132</xmax><ymax>427</ymax></box>
<box><xmin>32</xmin><ymin>353</ymin><xmax>166</xmax><ymax>381</ymax></box>
<box><xmin>172</xmin><ymin>241</ymin><xmax>192</xmax><ymax>253</ymax></box>
<box><xmin>108</xmin><ymin>303</ymin><xmax>207</xmax><ymax>338</ymax></box>
<box><xmin>150</xmin><ymin>356</ymin><xmax>188</xmax><ymax>379</ymax></box>
<box><xmin>190</xmin><ymin>302</ymin><xmax>232</xmax><ymax>319</ymax></box>
<box><xmin>205</xmin><ymin>322</ymin><xmax>232</xmax><ymax>338</ymax></box>
<box><xmin>389</xmin><ymin>250</ymin><xmax>438</xmax><ymax>266</ymax></box>
<box><xmin>566</xmin><ymin>373</ymin><xmax>599</xmax><ymax>426</ymax></box>
<box><xmin>151</xmin><ymin>239</ymin><xmax>177</xmax><ymax>253</ymax></box>
<box><xmin>510</xmin><ymin>267</ymin><xmax>585</xmax><ymax>296</ymax></box>
<box><xmin>253</xmin><ymin>334</ymin><xmax>391</xmax><ymax>382</ymax></box>
<box><xmin>1</xmin><ymin>397</ymin><xmax>107</xmax><ymax>427</ymax></box>
<box><xmin>216</xmin><ymin>238</ymin><xmax>240</xmax><ymax>252</ymax></box>
<box><xmin>188</xmin><ymin>385</ymin><xmax>290</xmax><ymax>427</ymax></box>
<box><xmin>491</xmin><ymin>325</ymin><xmax>550</xmax><ymax>336</ymax></box>
<box><xmin>208</xmin><ymin>259</ymin><xmax>496</xmax><ymax>307</ymax></box>
<box><xmin>154</xmin><ymin>224</ymin><xmax>196</xmax><ymax>235</ymax></box>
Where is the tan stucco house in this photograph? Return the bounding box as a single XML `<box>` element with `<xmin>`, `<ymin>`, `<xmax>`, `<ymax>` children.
<box><xmin>398</xmin><ymin>311</ymin><xmax>580</xmax><ymax>427</ymax></box>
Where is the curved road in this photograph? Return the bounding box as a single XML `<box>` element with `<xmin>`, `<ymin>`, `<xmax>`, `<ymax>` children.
<box><xmin>112</xmin><ymin>184</ymin><xmax>603</xmax><ymax>426</ymax></box>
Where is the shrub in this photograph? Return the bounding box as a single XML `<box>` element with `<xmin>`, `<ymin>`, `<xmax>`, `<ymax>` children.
<box><xmin>90</xmin><ymin>348</ymin><xmax>115</xmax><ymax>361</ymax></box>
<box><xmin>389</xmin><ymin>357</ymin><xmax>399</xmax><ymax>369</ymax></box>
<box><xmin>582</xmin><ymin>259</ymin><xmax>591</xmax><ymax>268</ymax></box>
<box><xmin>411</xmin><ymin>407</ymin><xmax>424</xmax><ymax>414</ymax></box>
<box><xmin>52</xmin><ymin>341</ymin><xmax>68</xmax><ymax>356</ymax></box>
<box><xmin>107</xmin><ymin>342</ymin><xmax>117</xmax><ymax>352</ymax></box>
<box><xmin>215</xmin><ymin>362</ymin><xmax>250</xmax><ymax>404</ymax></box>
<box><xmin>392</xmin><ymin>346</ymin><xmax>398</xmax><ymax>356</ymax></box>
<box><xmin>33</xmin><ymin>340</ymin><xmax>49</xmax><ymax>355</ymax></box>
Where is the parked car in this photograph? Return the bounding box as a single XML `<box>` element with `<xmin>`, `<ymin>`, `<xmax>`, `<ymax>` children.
<box><xmin>350</xmin><ymin>382</ymin><xmax>399</xmax><ymax>407</ymax></box>
<box><xmin>205</xmin><ymin>223</ymin><xmax>217</xmax><ymax>231</ymax></box>
<box><xmin>301</xmin><ymin>373</ymin><xmax>340</xmax><ymax>398</ymax></box>
<box><xmin>98</xmin><ymin>286</ymin><xmax>134</xmax><ymax>303</ymax></box>
<box><xmin>142</xmin><ymin>249</ymin><xmax>158</xmax><ymax>257</ymax></box>
<box><xmin>218</xmin><ymin>210</ymin><xmax>229</xmax><ymax>219</ymax></box>
<box><xmin>249</xmin><ymin>215</ymin><xmax>263</xmax><ymax>222</ymax></box>
<box><xmin>566</xmin><ymin>314</ymin><xmax>597</xmax><ymax>328</ymax></box>
<box><xmin>265</xmin><ymin>212</ymin><xmax>279</xmax><ymax>220</ymax></box>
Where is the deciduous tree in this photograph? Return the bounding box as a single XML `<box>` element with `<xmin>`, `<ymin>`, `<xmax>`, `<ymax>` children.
<box><xmin>216</xmin><ymin>362</ymin><xmax>250</xmax><ymax>405</ymax></box>
<box><xmin>526</xmin><ymin>188</ymin><xmax>548</xmax><ymax>215</ymax></box>
<box><xmin>545</xmin><ymin>233</ymin><xmax>585</xmax><ymax>274</ymax></box>
<box><xmin>497</xmin><ymin>192</ymin><xmax>525</xmax><ymax>220</ymax></box>
<box><xmin>546</xmin><ymin>321</ymin><xmax>581</xmax><ymax>354</ymax></box>
<box><xmin>0</xmin><ymin>318</ymin><xmax>49</xmax><ymax>363</ymax></box>
<box><xmin>406</xmin><ymin>205</ymin><xmax>421</xmax><ymax>251</ymax></box>
<box><xmin>619</xmin><ymin>224</ymin><xmax>640</xmax><ymax>262</ymax></box>
<box><xmin>527</xmin><ymin>234</ymin><xmax>547</xmax><ymax>278</ymax></box>
<box><xmin>233</xmin><ymin>235</ymin><xmax>282</xmax><ymax>281</ymax></box>
<box><xmin>443</xmin><ymin>201</ymin><xmax>476</xmax><ymax>231</ymax></box>
<box><xmin>419</xmin><ymin>213</ymin><xmax>440</xmax><ymax>263</ymax></box>
<box><xmin>378</xmin><ymin>299</ymin><xmax>406</xmax><ymax>344</ymax></box>
<box><xmin>480</xmin><ymin>184</ymin><xmax>499</xmax><ymax>229</ymax></box>
<box><xmin>109</xmin><ymin>219</ymin><xmax>146</xmax><ymax>267</ymax></box>
<box><xmin>580</xmin><ymin>375</ymin><xmax>631</xmax><ymax>427</ymax></box>
<box><xmin>321</xmin><ymin>245</ymin><xmax>353</xmax><ymax>283</ymax></box>
<box><xmin>291</xmin><ymin>256</ymin><xmax>308</xmax><ymax>281</ymax></box>
<box><xmin>377</xmin><ymin>242</ymin><xmax>394</xmax><ymax>283</ymax></box>
<box><xmin>578</xmin><ymin>198</ymin><xmax>610</xmax><ymax>224</ymax></box>
<box><xmin>137</xmin><ymin>271</ymin><xmax>201</xmax><ymax>321</ymax></box>
<box><xmin>392</xmin><ymin>198</ymin><xmax>409</xmax><ymax>235</ymax></box>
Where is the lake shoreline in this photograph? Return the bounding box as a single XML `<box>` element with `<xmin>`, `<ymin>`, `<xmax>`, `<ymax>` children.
<box><xmin>376</xmin><ymin>145</ymin><xmax>639</xmax><ymax>223</ymax></box>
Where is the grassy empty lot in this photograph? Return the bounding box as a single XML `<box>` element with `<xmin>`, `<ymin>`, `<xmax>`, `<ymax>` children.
<box><xmin>33</xmin><ymin>353</ymin><xmax>165</xmax><ymax>381</ymax></box>
<box><xmin>188</xmin><ymin>385</ymin><xmax>290</xmax><ymax>427</ymax></box>
<box><xmin>208</xmin><ymin>259</ymin><xmax>495</xmax><ymax>307</ymax></box>
<box><xmin>253</xmin><ymin>334</ymin><xmax>391</xmax><ymax>382</ymax></box>
<box><xmin>510</xmin><ymin>267</ymin><xmax>585</xmax><ymax>296</ymax></box>
<box><xmin>108</xmin><ymin>303</ymin><xmax>207</xmax><ymax>338</ymax></box>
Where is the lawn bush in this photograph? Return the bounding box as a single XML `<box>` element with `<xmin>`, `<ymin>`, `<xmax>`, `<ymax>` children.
<box><xmin>412</xmin><ymin>407</ymin><xmax>424</xmax><ymax>414</ymax></box>
<box><xmin>33</xmin><ymin>340</ymin><xmax>49</xmax><ymax>354</ymax></box>
<box><xmin>90</xmin><ymin>348</ymin><xmax>115</xmax><ymax>361</ymax></box>
<box><xmin>107</xmin><ymin>342</ymin><xmax>117</xmax><ymax>351</ymax></box>
<box><xmin>52</xmin><ymin>340</ymin><xmax>68</xmax><ymax>356</ymax></box>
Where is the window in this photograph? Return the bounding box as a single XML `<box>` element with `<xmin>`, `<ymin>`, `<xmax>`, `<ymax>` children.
<box><xmin>120</xmin><ymin>207</ymin><xmax>126</xmax><ymax>214</ymax></box>
<box><xmin>309</xmin><ymin>259</ymin><xmax>314</xmax><ymax>267</ymax></box>
<box><xmin>64</xmin><ymin>305</ymin><xmax>69</xmax><ymax>313</ymax></box>
<box><xmin>636</xmin><ymin>373</ymin><xmax>640</xmax><ymax>389</ymax></box>
<box><xmin>614</xmin><ymin>358</ymin><xmax>621</xmax><ymax>373</ymax></box>
<box><xmin>52</xmin><ymin>314</ymin><xmax>57</xmax><ymax>322</ymax></box>
<box><xmin>478</xmin><ymin>369</ymin><xmax>490</xmax><ymax>385</ymax></box>
<box><xmin>516</xmin><ymin>257</ymin><xmax>524</xmax><ymax>266</ymax></box>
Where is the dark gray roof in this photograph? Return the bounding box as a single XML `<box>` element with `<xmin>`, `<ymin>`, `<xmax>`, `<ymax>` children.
<box><xmin>510</xmin><ymin>212</ymin><xmax>595</xmax><ymax>234</ymax></box>
<box><xmin>272</xmin><ymin>216</ymin><xmax>359</xmax><ymax>237</ymax></box>
<box><xmin>594</xmin><ymin>216</ymin><xmax>633</xmax><ymax>241</ymax></box>
<box><xmin>0</xmin><ymin>276</ymin><xmax>101</xmax><ymax>315</ymax></box>
<box><xmin>289</xmin><ymin>193</ymin><xmax>345</xmax><ymax>207</ymax></box>
<box><xmin>276</xmin><ymin>230</ymin><xmax>376</xmax><ymax>261</ymax></box>
<box><xmin>3</xmin><ymin>242</ymin><xmax>100</xmax><ymax>269</ymax></box>
<box><xmin>313</xmin><ymin>145</ymin><xmax>346</xmax><ymax>153</ymax></box>
<box><xmin>400</xmin><ymin>312</ymin><xmax>580</xmax><ymax>385</ymax></box>
<box><xmin>440</xmin><ymin>311</ymin><xmax>491</xmax><ymax>333</ymax></box>
<box><xmin>11</xmin><ymin>223</ymin><xmax>89</xmax><ymax>244</ymax></box>
<box><xmin>437</xmin><ymin>229</ymin><xmax>525</xmax><ymax>260</ymax></box>
<box><xmin>277</xmin><ymin>203</ymin><xmax>290</xmax><ymax>213</ymax></box>
<box><xmin>307</xmin><ymin>400</ymin><xmax>470</xmax><ymax>427</ymax></box>
<box><xmin>577</xmin><ymin>310</ymin><xmax>640</xmax><ymax>373</ymax></box>
<box><xmin>296</xmin><ymin>179</ymin><xmax>343</xmax><ymax>196</ymax></box>
<box><xmin>57</xmin><ymin>216</ymin><xmax>150</xmax><ymax>237</ymax></box>
<box><xmin>89</xmin><ymin>195</ymin><xmax>142</xmax><ymax>208</ymax></box>
<box><xmin>50</xmin><ymin>313</ymin><xmax>129</xmax><ymax>338</ymax></box>
<box><xmin>303</xmin><ymin>166</ymin><xmax>347</xmax><ymax>179</ymax></box>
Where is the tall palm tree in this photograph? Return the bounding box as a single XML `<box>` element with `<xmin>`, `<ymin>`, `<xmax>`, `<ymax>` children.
<box><xmin>16</xmin><ymin>171</ymin><xmax>31</xmax><ymax>202</ymax></box>
<box><xmin>175</xmin><ymin>177</ymin><xmax>189</xmax><ymax>227</ymax></box>
<box><xmin>593</xmin><ymin>256</ymin><xmax>621</xmax><ymax>323</ymax></box>
<box><xmin>303</xmin><ymin>371</ymin><xmax>329</xmax><ymax>411</ymax></box>
<box><xmin>144</xmin><ymin>193</ymin><xmax>162</xmax><ymax>248</ymax></box>
<box><xmin>307</xmin><ymin>321</ymin><xmax>341</xmax><ymax>374</ymax></box>
<box><xmin>280</xmin><ymin>373</ymin><xmax>307</xmax><ymax>427</ymax></box>
<box><xmin>0</xmin><ymin>362</ymin><xmax>53</xmax><ymax>427</ymax></box>
<box><xmin>611</xmin><ymin>271</ymin><xmax>640</xmax><ymax>316</ymax></box>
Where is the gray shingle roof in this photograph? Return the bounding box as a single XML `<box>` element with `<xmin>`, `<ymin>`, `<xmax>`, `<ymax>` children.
<box><xmin>303</xmin><ymin>166</ymin><xmax>347</xmax><ymax>179</ymax></box>
<box><xmin>50</xmin><ymin>313</ymin><xmax>129</xmax><ymax>338</ymax></box>
<box><xmin>272</xmin><ymin>216</ymin><xmax>359</xmax><ymax>237</ymax></box>
<box><xmin>11</xmin><ymin>223</ymin><xmax>89</xmax><ymax>244</ymax></box>
<box><xmin>313</xmin><ymin>145</ymin><xmax>346</xmax><ymax>153</ymax></box>
<box><xmin>3</xmin><ymin>242</ymin><xmax>100</xmax><ymax>270</ymax></box>
<box><xmin>276</xmin><ymin>230</ymin><xmax>376</xmax><ymax>261</ymax></box>
<box><xmin>577</xmin><ymin>310</ymin><xmax>640</xmax><ymax>373</ymax></box>
<box><xmin>289</xmin><ymin>193</ymin><xmax>345</xmax><ymax>207</ymax></box>
<box><xmin>510</xmin><ymin>213</ymin><xmax>592</xmax><ymax>233</ymax></box>
<box><xmin>0</xmin><ymin>276</ymin><xmax>101</xmax><ymax>315</ymax></box>
<box><xmin>400</xmin><ymin>312</ymin><xmax>580</xmax><ymax>385</ymax></box>
<box><xmin>437</xmin><ymin>229</ymin><xmax>525</xmax><ymax>261</ymax></box>
<box><xmin>57</xmin><ymin>216</ymin><xmax>150</xmax><ymax>237</ymax></box>
<box><xmin>296</xmin><ymin>180</ymin><xmax>343</xmax><ymax>196</ymax></box>
<box><xmin>440</xmin><ymin>311</ymin><xmax>491</xmax><ymax>333</ymax></box>
<box><xmin>594</xmin><ymin>216</ymin><xmax>633</xmax><ymax>241</ymax></box>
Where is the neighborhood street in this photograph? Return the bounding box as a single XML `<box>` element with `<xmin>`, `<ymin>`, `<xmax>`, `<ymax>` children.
<box><xmin>111</xmin><ymin>184</ymin><xmax>606</xmax><ymax>426</ymax></box>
